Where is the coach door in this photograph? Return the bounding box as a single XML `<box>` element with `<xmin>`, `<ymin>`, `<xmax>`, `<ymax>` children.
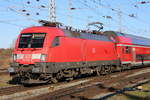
<box><xmin>132</xmin><ymin>48</ymin><xmax>136</xmax><ymax>63</ymax></box>
<box><xmin>81</xmin><ymin>40</ymin><xmax>86</xmax><ymax>61</ymax></box>
<box><xmin>122</xmin><ymin>46</ymin><xmax>132</xmax><ymax>62</ymax></box>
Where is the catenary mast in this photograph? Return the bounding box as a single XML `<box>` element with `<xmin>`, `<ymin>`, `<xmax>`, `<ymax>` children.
<box><xmin>49</xmin><ymin>0</ymin><xmax>56</xmax><ymax>22</ymax></box>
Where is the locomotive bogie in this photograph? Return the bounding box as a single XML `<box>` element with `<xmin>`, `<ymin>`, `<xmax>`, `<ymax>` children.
<box><xmin>9</xmin><ymin>62</ymin><xmax>119</xmax><ymax>84</ymax></box>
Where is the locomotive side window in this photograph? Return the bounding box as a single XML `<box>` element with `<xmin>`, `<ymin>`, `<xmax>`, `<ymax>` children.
<box><xmin>19</xmin><ymin>33</ymin><xmax>46</xmax><ymax>48</ymax></box>
<box><xmin>52</xmin><ymin>37</ymin><xmax>60</xmax><ymax>47</ymax></box>
<box><xmin>126</xmin><ymin>46</ymin><xmax>130</xmax><ymax>53</ymax></box>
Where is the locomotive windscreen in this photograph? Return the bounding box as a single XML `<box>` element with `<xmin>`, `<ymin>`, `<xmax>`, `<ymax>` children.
<box><xmin>18</xmin><ymin>33</ymin><xmax>46</xmax><ymax>48</ymax></box>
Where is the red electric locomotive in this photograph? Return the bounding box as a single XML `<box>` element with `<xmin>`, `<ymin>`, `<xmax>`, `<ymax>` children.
<box><xmin>8</xmin><ymin>21</ymin><xmax>150</xmax><ymax>84</ymax></box>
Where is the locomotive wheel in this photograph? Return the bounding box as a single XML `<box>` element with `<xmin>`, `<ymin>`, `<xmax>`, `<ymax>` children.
<box><xmin>9</xmin><ymin>76</ymin><xmax>21</xmax><ymax>84</ymax></box>
<box><xmin>101</xmin><ymin>65</ymin><xmax>111</xmax><ymax>75</ymax></box>
<box><xmin>100</xmin><ymin>66</ymin><xmax>106</xmax><ymax>75</ymax></box>
<box><xmin>108</xmin><ymin>66</ymin><xmax>112</xmax><ymax>73</ymax></box>
<box><xmin>96</xmin><ymin>67</ymin><xmax>101</xmax><ymax>76</ymax></box>
<box><xmin>121</xmin><ymin>65</ymin><xmax>128</xmax><ymax>71</ymax></box>
<box><xmin>51</xmin><ymin>77</ymin><xmax>58</xmax><ymax>83</ymax></box>
<box><xmin>96</xmin><ymin>70</ymin><xmax>101</xmax><ymax>76</ymax></box>
<box><xmin>56</xmin><ymin>71</ymin><xmax>64</xmax><ymax>79</ymax></box>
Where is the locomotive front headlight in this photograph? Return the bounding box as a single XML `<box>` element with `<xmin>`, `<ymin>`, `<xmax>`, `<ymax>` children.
<box><xmin>40</xmin><ymin>54</ymin><xmax>47</xmax><ymax>62</ymax></box>
<box><xmin>12</xmin><ymin>54</ymin><xmax>24</xmax><ymax>61</ymax></box>
<box><xmin>12</xmin><ymin>54</ymin><xmax>17</xmax><ymax>61</ymax></box>
<box><xmin>8</xmin><ymin>67</ymin><xmax>15</xmax><ymax>73</ymax></box>
<box><xmin>17</xmin><ymin>54</ymin><xmax>24</xmax><ymax>59</ymax></box>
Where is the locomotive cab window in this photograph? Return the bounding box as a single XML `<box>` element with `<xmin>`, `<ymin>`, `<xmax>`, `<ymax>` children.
<box><xmin>126</xmin><ymin>46</ymin><xmax>131</xmax><ymax>54</ymax></box>
<box><xmin>52</xmin><ymin>36</ymin><xmax>60</xmax><ymax>47</ymax></box>
<box><xmin>19</xmin><ymin>33</ymin><xmax>46</xmax><ymax>48</ymax></box>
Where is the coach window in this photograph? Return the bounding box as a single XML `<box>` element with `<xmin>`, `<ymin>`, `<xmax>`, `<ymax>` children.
<box><xmin>126</xmin><ymin>46</ymin><xmax>130</xmax><ymax>54</ymax></box>
<box><xmin>122</xmin><ymin>46</ymin><xmax>124</xmax><ymax>53</ymax></box>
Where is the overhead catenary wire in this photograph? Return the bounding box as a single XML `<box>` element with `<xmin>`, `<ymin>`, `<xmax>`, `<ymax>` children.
<box><xmin>77</xmin><ymin>0</ymin><xmax>135</xmax><ymax>32</ymax></box>
<box><xmin>90</xmin><ymin>0</ymin><xmax>150</xmax><ymax>25</ymax></box>
<box><xmin>56</xmin><ymin>11</ymin><xmax>110</xmax><ymax>29</ymax></box>
<box><xmin>91</xmin><ymin>0</ymin><xmax>150</xmax><ymax>35</ymax></box>
<box><xmin>8</xmin><ymin>7</ymin><xmax>38</xmax><ymax>22</ymax></box>
<box><xmin>1</xmin><ymin>0</ymin><xmax>150</xmax><ymax>35</ymax></box>
<box><xmin>0</xmin><ymin>21</ymin><xmax>27</xmax><ymax>28</ymax></box>
<box><xmin>1</xmin><ymin>0</ymin><xmax>49</xmax><ymax>19</ymax></box>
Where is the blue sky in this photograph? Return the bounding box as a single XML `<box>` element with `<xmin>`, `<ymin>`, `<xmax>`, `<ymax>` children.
<box><xmin>0</xmin><ymin>0</ymin><xmax>150</xmax><ymax>48</ymax></box>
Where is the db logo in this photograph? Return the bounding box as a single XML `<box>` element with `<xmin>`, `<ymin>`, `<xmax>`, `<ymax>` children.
<box><xmin>92</xmin><ymin>48</ymin><xmax>96</xmax><ymax>53</ymax></box>
<box><xmin>24</xmin><ymin>54</ymin><xmax>31</xmax><ymax>62</ymax></box>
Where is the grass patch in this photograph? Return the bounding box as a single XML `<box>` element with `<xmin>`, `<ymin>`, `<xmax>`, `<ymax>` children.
<box><xmin>107</xmin><ymin>83</ymin><xmax>150</xmax><ymax>100</ymax></box>
<box><xmin>0</xmin><ymin>48</ymin><xmax>12</xmax><ymax>69</ymax></box>
<box><xmin>0</xmin><ymin>75</ymin><xmax>13</xmax><ymax>87</ymax></box>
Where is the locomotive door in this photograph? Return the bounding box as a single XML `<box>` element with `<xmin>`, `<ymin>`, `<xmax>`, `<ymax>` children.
<box><xmin>122</xmin><ymin>46</ymin><xmax>132</xmax><ymax>62</ymax></box>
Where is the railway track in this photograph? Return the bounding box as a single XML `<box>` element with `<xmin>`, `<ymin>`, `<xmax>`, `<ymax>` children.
<box><xmin>26</xmin><ymin>67</ymin><xmax>150</xmax><ymax>100</ymax></box>
<box><xmin>0</xmin><ymin>69</ymin><xmax>8</xmax><ymax>75</ymax></box>
<box><xmin>0</xmin><ymin>78</ymin><xmax>92</xmax><ymax>100</ymax></box>
<box><xmin>0</xmin><ymin>66</ymin><xmax>149</xmax><ymax>100</ymax></box>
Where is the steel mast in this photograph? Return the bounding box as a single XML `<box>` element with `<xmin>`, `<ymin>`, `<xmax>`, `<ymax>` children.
<box><xmin>49</xmin><ymin>0</ymin><xmax>56</xmax><ymax>22</ymax></box>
